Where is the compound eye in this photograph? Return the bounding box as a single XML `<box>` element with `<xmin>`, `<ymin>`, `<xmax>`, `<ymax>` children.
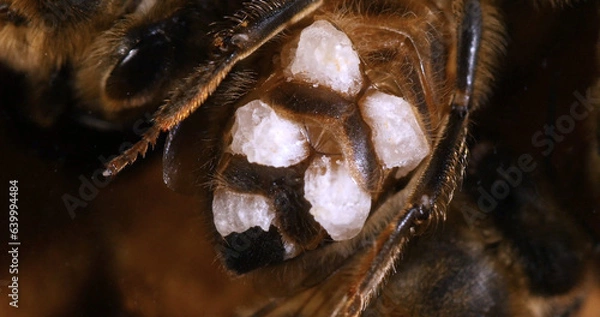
<box><xmin>105</xmin><ymin>33</ymin><xmax>173</xmax><ymax>99</ymax></box>
<box><xmin>105</xmin><ymin>26</ymin><xmax>176</xmax><ymax>104</ymax></box>
<box><xmin>93</xmin><ymin>11</ymin><xmax>202</xmax><ymax>114</ymax></box>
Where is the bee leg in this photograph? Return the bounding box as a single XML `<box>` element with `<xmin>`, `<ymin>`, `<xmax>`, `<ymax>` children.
<box><xmin>103</xmin><ymin>0</ymin><xmax>323</xmax><ymax>176</ymax></box>
<box><xmin>340</xmin><ymin>0</ymin><xmax>483</xmax><ymax>313</ymax></box>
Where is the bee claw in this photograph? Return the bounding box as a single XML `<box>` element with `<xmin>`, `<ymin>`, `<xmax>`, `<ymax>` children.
<box><xmin>103</xmin><ymin>125</ymin><xmax>162</xmax><ymax>176</ymax></box>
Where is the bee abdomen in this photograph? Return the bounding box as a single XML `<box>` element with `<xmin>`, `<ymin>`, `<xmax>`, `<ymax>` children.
<box><xmin>212</xmin><ymin>4</ymin><xmax>454</xmax><ymax>270</ymax></box>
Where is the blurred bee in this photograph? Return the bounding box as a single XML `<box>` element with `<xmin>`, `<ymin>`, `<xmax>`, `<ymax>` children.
<box><xmin>1</xmin><ymin>0</ymin><xmax>598</xmax><ymax>316</ymax></box>
<box><xmin>0</xmin><ymin>0</ymin><xmax>244</xmax><ymax>128</ymax></box>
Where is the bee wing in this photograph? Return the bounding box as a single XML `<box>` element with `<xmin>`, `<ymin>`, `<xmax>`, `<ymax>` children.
<box><xmin>251</xmin><ymin>278</ymin><xmax>352</xmax><ymax>317</ymax></box>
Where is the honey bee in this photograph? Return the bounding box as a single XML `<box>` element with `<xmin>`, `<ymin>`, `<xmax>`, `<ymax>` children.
<box><xmin>0</xmin><ymin>0</ymin><xmax>598</xmax><ymax>316</ymax></box>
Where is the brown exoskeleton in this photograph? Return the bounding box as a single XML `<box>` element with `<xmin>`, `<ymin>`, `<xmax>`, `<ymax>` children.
<box><xmin>1</xmin><ymin>0</ymin><xmax>598</xmax><ymax>316</ymax></box>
